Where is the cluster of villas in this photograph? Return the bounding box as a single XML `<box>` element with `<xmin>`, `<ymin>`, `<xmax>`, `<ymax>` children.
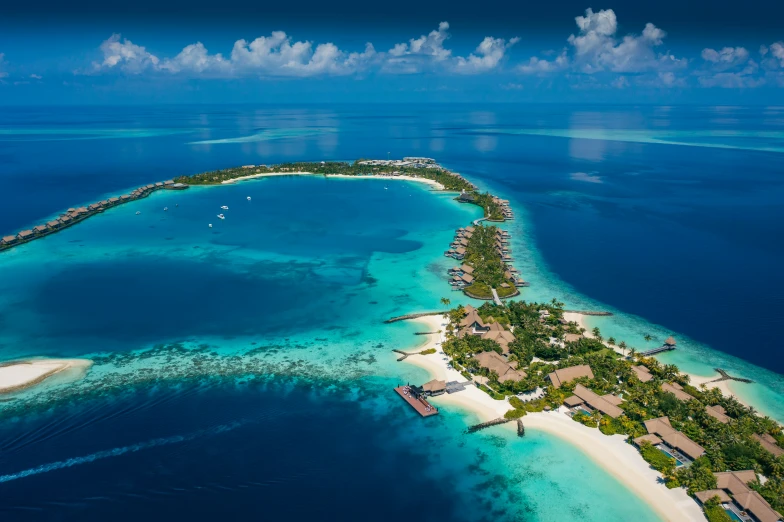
<box><xmin>695</xmin><ymin>470</ymin><xmax>783</xmax><ymax>522</ymax></box>
<box><xmin>0</xmin><ymin>180</ymin><xmax>188</xmax><ymax>250</ymax></box>
<box><xmin>444</xmin><ymin>227</ymin><xmax>526</xmax><ymax>288</ymax></box>
<box><xmin>457</xmin><ymin>306</ymin><xmax>526</xmax><ymax>384</ymax></box>
<box><xmin>493</xmin><ymin>196</ymin><xmax>514</xmax><ymax>220</ymax></box>
<box><xmin>356</xmin><ymin>157</ymin><xmax>442</xmax><ymax>169</ymax></box>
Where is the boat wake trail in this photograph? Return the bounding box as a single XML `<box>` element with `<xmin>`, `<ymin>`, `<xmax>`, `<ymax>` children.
<box><xmin>0</xmin><ymin>420</ymin><xmax>244</xmax><ymax>484</ymax></box>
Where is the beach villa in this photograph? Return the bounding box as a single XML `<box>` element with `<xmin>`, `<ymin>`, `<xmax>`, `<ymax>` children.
<box><xmin>547</xmin><ymin>364</ymin><xmax>594</xmax><ymax>389</ymax></box>
<box><xmin>662</xmin><ymin>382</ymin><xmax>695</xmax><ymax>401</ymax></box>
<box><xmin>637</xmin><ymin>416</ymin><xmax>705</xmax><ymax>467</ymax></box>
<box><xmin>695</xmin><ymin>470</ymin><xmax>783</xmax><ymax>522</ymax></box>
<box><xmin>706</xmin><ymin>404</ymin><xmax>731</xmax><ymax>424</ymax></box>
<box><xmin>631</xmin><ymin>365</ymin><xmax>654</xmax><ymax>382</ymax></box>
<box><xmin>474</xmin><ymin>351</ymin><xmax>526</xmax><ymax>383</ymax></box>
<box><xmin>753</xmin><ymin>433</ymin><xmax>784</xmax><ymax>458</ymax></box>
<box><xmin>563</xmin><ymin>384</ymin><xmax>624</xmax><ymax>418</ymax></box>
<box><xmin>460</xmin><ymin>310</ymin><xmax>491</xmax><ymax>335</ymax></box>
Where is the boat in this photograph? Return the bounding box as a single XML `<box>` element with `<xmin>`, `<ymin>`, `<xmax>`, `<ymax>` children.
<box><xmin>135</xmin><ymin>211</ymin><xmax>141</xmax><ymax>215</ymax></box>
<box><xmin>208</xmin><ymin>224</ymin><xmax>212</xmax><ymax>228</ymax></box>
<box><xmin>217</xmin><ymin>214</ymin><xmax>225</xmax><ymax>220</ymax></box>
<box><xmin>164</xmin><ymin>207</ymin><xmax>168</xmax><ymax>211</ymax></box>
<box><xmin>246</xmin><ymin>197</ymin><xmax>251</xmax><ymax>201</ymax></box>
<box><xmin>221</xmin><ymin>206</ymin><xmax>229</xmax><ymax>210</ymax></box>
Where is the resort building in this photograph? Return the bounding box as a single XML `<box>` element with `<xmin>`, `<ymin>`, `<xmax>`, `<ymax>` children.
<box><xmin>662</xmin><ymin>382</ymin><xmax>695</xmax><ymax>401</ymax></box>
<box><xmin>631</xmin><ymin>365</ymin><xmax>654</xmax><ymax>382</ymax></box>
<box><xmin>753</xmin><ymin>433</ymin><xmax>784</xmax><ymax>458</ymax></box>
<box><xmin>474</xmin><ymin>351</ymin><xmax>526</xmax><ymax>383</ymax></box>
<box><xmin>664</xmin><ymin>336</ymin><xmax>677</xmax><ymax>347</ymax></box>
<box><xmin>482</xmin><ymin>329</ymin><xmax>516</xmax><ymax>355</ymax></box>
<box><xmin>460</xmin><ymin>310</ymin><xmax>491</xmax><ymax>334</ymax></box>
<box><xmin>563</xmin><ymin>333</ymin><xmax>583</xmax><ymax>343</ymax></box>
<box><xmin>1</xmin><ymin>235</ymin><xmax>18</xmax><ymax>245</ymax></box>
<box><xmin>564</xmin><ymin>384</ymin><xmax>624</xmax><ymax>418</ymax></box>
<box><xmin>18</xmin><ymin>230</ymin><xmax>34</xmax><ymax>240</ymax></box>
<box><xmin>547</xmin><ymin>364</ymin><xmax>594</xmax><ymax>389</ymax></box>
<box><xmin>640</xmin><ymin>416</ymin><xmax>705</xmax><ymax>465</ymax></box>
<box><xmin>706</xmin><ymin>404</ymin><xmax>731</xmax><ymax>424</ymax></box>
<box><xmin>420</xmin><ymin>380</ymin><xmax>447</xmax><ymax>397</ymax></box>
<box><xmin>695</xmin><ymin>470</ymin><xmax>782</xmax><ymax>522</ymax></box>
<box><xmin>459</xmin><ymin>264</ymin><xmax>474</xmax><ymax>275</ymax></box>
<box><xmin>33</xmin><ymin>225</ymin><xmax>48</xmax><ymax>234</ymax></box>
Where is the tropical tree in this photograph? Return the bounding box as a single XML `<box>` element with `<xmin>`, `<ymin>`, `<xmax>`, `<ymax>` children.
<box><xmin>629</xmin><ymin>347</ymin><xmax>637</xmax><ymax>361</ymax></box>
<box><xmin>592</xmin><ymin>327</ymin><xmax>603</xmax><ymax>342</ymax></box>
<box><xmin>608</xmin><ymin>336</ymin><xmax>616</xmax><ymax>346</ymax></box>
<box><xmin>618</xmin><ymin>341</ymin><xmax>627</xmax><ymax>356</ymax></box>
<box><xmin>644</xmin><ymin>334</ymin><xmax>653</xmax><ymax>343</ymax></box>
<box><xmin>440</xmin><ymin>297</ymin><xmax>451</xmax><ymax>307</ymax></box>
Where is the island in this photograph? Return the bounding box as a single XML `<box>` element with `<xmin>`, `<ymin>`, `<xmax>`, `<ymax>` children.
<box><xmin>402</xmin><ymin>301</ymin><xmax>784</xmax><ymax>522</ymax></box>
<box><xmin>0</xmin><ymin>358</ymin><xmax>93</xmax><ymax>394</ymax></box>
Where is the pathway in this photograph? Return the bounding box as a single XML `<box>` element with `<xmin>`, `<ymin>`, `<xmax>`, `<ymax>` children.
<box><xmin>491</xmin><ymin>288</ymin><xmax>503</xmax><ymax>306</ymax></box>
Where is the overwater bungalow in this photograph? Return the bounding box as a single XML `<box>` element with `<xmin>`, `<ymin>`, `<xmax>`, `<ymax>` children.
<box><xmin>564</xmin><ymin>384</ymin><xmax>624</xmax><ymax>418</ymax></box>
<box><xmin>631</xmin><ymin>365</ymin><xmax>654</xmax><ymax>382</ymax></box>
<box><xmin>164</xmin><ymin>180</ymin><xmax>174</xmax><ymax>186</ymax></box>
<box><xmin>33</xmin><ymin>225</ymin><xmax>48</xmax><ymax>234</ymax></box>
<box><xmin>46</xmin><ymin>220</ymin><xmax>60</xmax><ymax>229</ymax></box>
<box><xmin>664</xmin><ymin>336</ymin><xmax>677</xmax><ymax>347</ymax></box>
<box><xmin>421</xmin><ymin>380</ymin><xmax>447</xmax><ymax>396</ymax></box>
<box><xmin>662</xmin><ymin>382</ymin><xmax>695</xmax><ymax>402</ymax></box>
<box><xmin>465</xmin><ymin>226</ymin><xmax>475</xmax><ymax>233</ymax></box>
<box><xmin>640</xmin><ymin>416</ymin><xmax>705</xmax><ymax>465</ymax></box>
<box><xmin>108</xmin><ymin>197</ymin><xmax>120</xmax><ymax>205</ymax></box>
<box><xmin>474</xmin><ymin>351</ymin><xmax>526</xmax><ymax>383</ymax></box>
<box><xmin>454</xmin><ymin>247</ymin><xmax>466</xmax><ymax>260</ymax></box>
<box><xmin>547</xmin><ymin>364</ymin><xmax>594</xmax><ymax>389</ymax></box>
<box><xmin>460</xmin><ymin>264</ymin><xmax>474</xmax><ymax>274</ymax></box>
<box><xmin>1</xmin><ymin>235</ymin><xmax>18</xmax><ymax>245</ymax></box>
<box><xmin>460</xmin><ymin>273</ymin><xmax>475</xmax><ymax>285</ymax></box>
<box><xmin>753</xmin><ymin>433</ymin><xmax>784</xmax><ymax>457</ymax></box>
<box><xmin>87</xmin><ymin>203</ymin><xmax>101</xmax><ymax>212</ymax></box>
<box><xmin>18</xmin><ymin>230</ymin><xmax>34</xmax><ymax>240</ymax></box>
<box><xmin>695</xmin><ymin>471</ymin><xmax>782</xmax><ymax>522</ymax></box>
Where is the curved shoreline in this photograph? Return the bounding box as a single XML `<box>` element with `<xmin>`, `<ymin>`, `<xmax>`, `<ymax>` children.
<box><xmin>401</xmin><ymin>315</ymin><xmax>705</xmax><ymax>522</ymax></box>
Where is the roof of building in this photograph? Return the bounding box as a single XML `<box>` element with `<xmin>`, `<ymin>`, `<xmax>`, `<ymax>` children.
<box><xmin>644</xmin><ymin>416</ymin><xmax>675</xmax><ymax>436</ymax></box>
<box><xmin>633</xmin><ymin>434</ymin><xmax>663</xmax><ymax>446</ymax></box>
<box><xmin>631</xmin><ymin>365</ymin><xmax>654</xmax><ymax>382</ymax></box>
<box><xmin>713</xmin><ymin>471</ymin><xmax>782</xmax><ymax>522</ymax></box>
<box><xmin>661</xmin><ymin>431</ymin><xmax>706</xmax><ymax>460</ymax></box>
<box><xmin>601</xmin><ymin>393</ymin><xmax>624</xmax><ymax>406</ymax></box>
<box><xmin>662</xmin><ymin>382</ymin><xmax>694</xmax><ymax>401</ymax></box>
<box><xmin>460</xmin><ymin>310</ymin><xmax>488</xmax><ymax>329</ymax></box>
<box><xmin>572</xmin><ymin>384</ymin><xmax>624</xmax><ymax>418</ymax></box>
<box><xmin>455</xmin><ymin>247</ymin><xmax>466</xmax><ymax>254</ymax></box>
<box><xmin>460</xmin><ymin>264</ymin><xmax>474</xmax><ymax>274</ymax></box>
<box><xmin>548</xmin><ymin>365</ymin><xmax>594</xmax><ymax>389</ymax></box>
<box><xmin>461</xmin><ymin>273</ymin><xmax>474</xmax><ymax>284</ymax></box>
<box><xmin>664</xmin><ymin>336</ymin><xmax>677</xmax><ymax>346</ymax></box>
<box><xmin>753</xmin><ymin>433</ymin><xmax>784</xmax><ymax>457</ymax></box>
<box><xmin>564</xmin><ymin>333</ymin><xmax>583</xmax><ymax>343</ymax></box>
<box><xmin>563</xmin><ymin>395</ymin><xmax>585</xmax><ymax>407</ymax></box>
<box><xmin>474</xmin><ymin>351</ymin><xmax>526</xmax><ymax>383</ymax></box>
<box><xmin>2</xmin><ymin>235</ymin><xmax>16</xmax><ymax>242</ymax></box>
<box><xmin>422</xmin><ymin>380</ymin><xmax>446</xmax><ymax>393</ymax></box>
<box><xmin>706</xmin><ymin>405</ymin><xmax>731</xmax><ymax>424</ymax></box>
<box><xmin>694</xmin><ymin>489</ymin><xmax>732</xmax><ymax>504</ymax></box>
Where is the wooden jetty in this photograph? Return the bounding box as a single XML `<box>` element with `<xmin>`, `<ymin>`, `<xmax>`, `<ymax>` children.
<box><xmin>639</xmin><ymin>345</ymin><xmax>676</xmax><ymax>357</ymax></box>
<box><xmin>394</xmin><ymin>386</ymin><xmax>439</xmax><ymax>417</ymax></box>
<box><xmin>384</xmin><ymin>311</ymin><xmax>445</xmax><ymax>324</ymax></box>
<box><xmin>563</xmin><ymin>310</ymin><xmax>614</xmax><ymax>316</ymax></box>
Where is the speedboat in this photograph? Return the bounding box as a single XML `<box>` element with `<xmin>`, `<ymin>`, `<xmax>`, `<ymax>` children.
<box><xmin>208</xmin><ymin>224</ymin><xmax>213</xmax><ymax>228</ymax></box>
<box><xmin>217</xmin><ymin>214</ymin><xmax>225</xmax><ymax>220</ymax></box>
<box><xmin>135</xmin><ymin>211</ymin><xmax>141</xmax><ymax>215</ymax></box>
<box><xmin>246</xmin><ymin>196</ymin><xmax>251</xmax><ymax>201</ymax></box>
<box><xmin>164</xmin><ymin>207</ymin><xmax>168</xmax><ymax>211</ymax></box>
<box><xmin>221</xmin><ymin>205</ymin><xmax>229</xmax><ymax>210</ymax></box>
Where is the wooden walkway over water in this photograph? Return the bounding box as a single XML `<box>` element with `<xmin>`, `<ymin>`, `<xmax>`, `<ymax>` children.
<box><xmin>394</xmin><ymin>386</ymin><xmax>439</xmax><ymax>417</ymax></box>
<box><xmin>639</xmin><ymin>345</ymin><xmax>676</xmax><ymax>357</ymax></box>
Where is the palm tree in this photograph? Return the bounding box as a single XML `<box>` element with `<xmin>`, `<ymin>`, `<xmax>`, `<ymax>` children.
<box><xmin>440</xmin><ymin>297</ymin><xmax>451</xmax><ymax>307</ymax></box>
<box><xmin>644</xmin><ymin>334</ymin><xmax>653</xmax><ymax>343</ymax></box>
<box><xmin>608</xmin><ymin>336</ymin><xmax>616</xmax><ymax>346</ymax></box>
<box><xmin>592</xmin><ymin>327</ymin><xmax>603</xmax><ymax>342</ymax></box>
<box><xmin>618</xmin><ymin>341</ymin><xmax>627</xmax><ymax>356</ymax></box>
<box><xmin>629</xmin><ymin>347</ymin><xmax>637</xmax><ymax>361</ymax></box>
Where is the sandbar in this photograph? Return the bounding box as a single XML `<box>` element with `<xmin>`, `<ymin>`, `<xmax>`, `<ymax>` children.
<box><xmin>0</xmin><ymin>358</ymin><xmax>92</xmax><ymax>394</ymax></box>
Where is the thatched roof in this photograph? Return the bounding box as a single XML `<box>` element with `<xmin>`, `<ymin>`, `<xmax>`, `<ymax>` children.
<box><xmin>706</xmin><ymin>405</ymin><xmax>730</xmax><ymax>424</ymax></box>
<box><xmin>631</xmin><ymin>365</ymin><xmax>654</xmax><ymax>382</ymax></box>
<box><xmin>474</xmin><ymin>351</ymin><xmax>526</xmax><ymax>383</ymax></box>
<box><xmin>714</xmin><ymin>471</ymin><xmax>782</xmax><ymax>522</ymax></box>
<box><xmin>572</xmin><ymin>384</ymin><xmax>624</xmax><ymax>418</ymax></box>
<box><xmin>422</xmin><ymin>380</ymin><xmax>446</xmax><ymax>393</ymax></box>
<box><xmin>664</xmin><ymin>336</ymin><xmax>677</xmax><ymax>346</ymax></box>
<box><xmin>547</xmin><ymin>365</ymin><xmax>593</xmax><ymax>389</ymax></box>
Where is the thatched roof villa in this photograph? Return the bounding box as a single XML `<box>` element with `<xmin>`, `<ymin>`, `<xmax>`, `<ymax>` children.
<box><xmin>662</xmin><ymin>382</ymin><xmax>695</xmax><ymax>402</ymax></box>
<box><xmin>695</xmin><ymin>470</ymin><xmax>782</xmax><ymax>522</ymax></box>
<box><xmin>564</xmin><ymin>384</ymin><xmax>624</xmax><ymax>418</ymax></box>
<box><xmin>474</xmin><ymin>351</ymin><xmax>526</xmax><ymax>383</ymax></box>
<box><xmin>631</xmin><ymin>365</ymin><xmax>654</xmax><ymax>382</ymax></box>
<box><xmin>640</xmin><ymin>416</ymin><xmax>706</xmax><ymax>462</ymax></box>
<box><xmin>547</xmin><ymin>364</ymin><xmax>594</xmax><ymax>389</ymax></box>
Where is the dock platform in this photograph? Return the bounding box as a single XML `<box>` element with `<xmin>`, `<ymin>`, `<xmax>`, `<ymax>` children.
<box><xmin>394</xmin><ymin>386</ymin><xmax>439</xmax><ymax>417</ymax></box>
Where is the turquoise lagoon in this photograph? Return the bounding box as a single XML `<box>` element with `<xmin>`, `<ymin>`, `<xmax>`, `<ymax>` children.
<box><xmin>0</xmin><ymin>175</ymin><xmax>660</xmax><ymax>521</ymax></box>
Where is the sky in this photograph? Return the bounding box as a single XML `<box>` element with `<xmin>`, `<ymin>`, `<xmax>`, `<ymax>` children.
<box><xmin>1</xmin><ymin>0</ymin><xmax>783</xmax><ymax>104</ymax></box>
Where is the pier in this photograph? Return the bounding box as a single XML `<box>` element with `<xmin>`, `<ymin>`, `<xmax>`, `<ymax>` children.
<box><xmin>563</xmin><ymin>310</ymin><xmax>614</xmax><ymax>316</ymax></box>
<box><xmin>394</xmin><ymin>386</ymin><xmax>439</xmax><ymax>417</ymax></box>
<box><xmin>491</xmin><ymin>288</ymin><xmax>503</xmax><ymax>306</ymax></box>
<box><xmin>711</xmin><ymin>368</ymin><xmax>754</xmax><ymax>384</ymax></box>
<box><xmin>638</xmin><ymin>345</ymin><xmax>676</xmax><ymax>357</ymax></box>
<box><xmin>384</xmin><ymin>311</ymin><xmax>445</xmax><ymax>324</ymax></box>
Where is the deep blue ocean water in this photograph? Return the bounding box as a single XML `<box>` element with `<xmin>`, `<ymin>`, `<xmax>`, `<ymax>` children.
<box><xmin>1</xmin><ymin>104</ymin><xmax>783</xmax><ymax>521</ymax></box>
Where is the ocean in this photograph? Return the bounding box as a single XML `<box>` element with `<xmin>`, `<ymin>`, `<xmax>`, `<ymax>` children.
<box><xmin>0</xmin><ymin>103</ymin><xmax>782</xmax><ymax>521</ymax></box>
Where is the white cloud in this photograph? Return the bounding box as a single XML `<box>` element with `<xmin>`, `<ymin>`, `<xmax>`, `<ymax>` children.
<box><xmin>519</xmin><ymin>9</ymin><xmax>685</xmax><ymax>83</ymax></box>
<box><xmin>389</xmin><ymin>22</ymin><xmax>451</xmax><ymax>60</ymax></box>
<box><xmin>454</xmin><ymin>36</ymin><xmax>520</xmax><ymax>74</ymax></box>
<box><xmin>96</xmin><ymin>34</ymin><xmax>160</xmax><ymax>73</ymax></box>
<box><xmin>30</xmin><ymin>73</ymin><xmax>42</xmax><ymax>79</ymax></box>
<box><xmin>91</xmin><ymin>32</ymin><xmax>376</xmax><ymax>77</ymax></box>
<box><xmin>570</xmin><ymin>172</ymin><xmax>603</xmax><ymax>183</ymax></box>
<box><xmin>701</xmin><ymin>47</ymin><xmax>749</xmax><ymax>70</ymax></box>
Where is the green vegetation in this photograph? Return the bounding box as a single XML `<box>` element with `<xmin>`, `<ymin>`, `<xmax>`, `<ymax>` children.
<box><xmin>459</xmin><ymin>224</ymin><xmax>518</xmax><ymax>300</ymax></box>
<box><xmin>419</xmin><ymin>348</ymin><xmax>436</xmax><ymax>355</ymax></box>
<box><xmin>701</xmin><ymin>496</ymin><xmax>733</xmax><ymax>522</ymax></box>
<box><xmin>442</xmin><ymin>298</ymin><xmax>784</xmax><ymax>511</ymax></box>
<box><xmin>175</xmin><ymin>160</ymin><xmax>477</xmax><ymax>192</ymax></box>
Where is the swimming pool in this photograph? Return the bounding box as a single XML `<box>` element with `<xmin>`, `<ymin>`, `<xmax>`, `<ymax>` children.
<box><xmin>658</xmin><ymin>448</ymin><xmax>685</xmax><ymax>467</ymax></box>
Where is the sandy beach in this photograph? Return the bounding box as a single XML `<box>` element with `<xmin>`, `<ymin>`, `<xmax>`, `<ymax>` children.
<box><xmin>0</xmin><ymin>358</ymin><xmax>93</xmax><ymax>394</ymax></box>
<box><xmin>402</xmin><ymin>314</ymin><xmax>706</xmax><ymax>522</ymax></box>
<box><xmin>221</xmin><ymin>171</ymin><xmax>446</xmax><ymax>190</ymax></box>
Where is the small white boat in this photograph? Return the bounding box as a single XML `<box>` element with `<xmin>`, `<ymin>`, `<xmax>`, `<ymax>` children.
<box><xmin>384</xmin><ymin>187</ymin><xmax>388</xmax><ymax>190</ymax></box>
<box><xmin>208</xmin><ymin>224</ymin><xmax>213</xmax><ymax>228</ymax></box>
<box><xmin>135</xmin><ymin>211</ymin><xmax>141</xmax><ymax>215</ymax></box>
<box><xmin>164</xmin><ymin>207</ymin><xmax>168</xmax><ymax>211</ymax></box>
<box><xmin>221</xmin><ymin>205</ymin><xmax>229</xmax><ymax>210</ymax></box>
<box><xmin>246</xmin><ymin>197</ymin><xmax>251</xmax><ymax>201</ymax></box>
<box><xmin>217</xmin><ymin>214</ymin><xmax>225</xmax><ymax>220</ymax></box>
